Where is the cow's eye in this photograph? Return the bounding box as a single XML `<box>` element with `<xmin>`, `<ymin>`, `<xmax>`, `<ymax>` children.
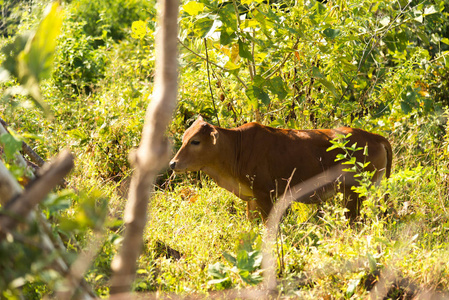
<box><xmin>190</xmin><ymin>140</ymin><xmax>200</xmax><ymax>145</ymax></box>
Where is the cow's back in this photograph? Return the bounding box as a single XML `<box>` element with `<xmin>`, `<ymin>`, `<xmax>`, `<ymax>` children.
<box><xmin>236</xmin><ymin>124</ymin><xmax>390</xmax><ymax>199</ymax></box>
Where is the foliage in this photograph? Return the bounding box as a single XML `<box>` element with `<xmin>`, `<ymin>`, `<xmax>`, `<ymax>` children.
<box><xmin>208</xmin><ymin>231</ymin><xmax>263</xmax><ymax>288</ymax></box>
<box><xmin>1</xmin><ymin>2</ymin><xmax>62</xmax><ymax>113</ymax></box>
<box><xmin>0</xmin><ymin>0</ymin><xmax>449</xmax><ymax>298</ymax></box>
<box><xmin>69</xmin><ymin>0</ymin><xmax>156</xmax><ymax>43</ymax></box>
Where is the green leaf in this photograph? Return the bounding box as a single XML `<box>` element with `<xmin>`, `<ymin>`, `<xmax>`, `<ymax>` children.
<box><xmin>246</xmin><ymin>85</ymin><xmax>270</xmax><ymax>107</ymax></box>
<box><xmin>346</xmin><ymin>277</ymin><xmax>361</xmax><ymax>297</ymax></box>
<box><xmin>42</xmin><ymin>189</ymin><xmax>74</xmax><ymax>213</ymax></box>
<box><xmin>3</xmin><ymin>2</ymin><xmax>63</xmax><ymax>113</ymax></box>
<box><xmin>183</xmin><ymin>1</ymin><xmax>205</xmax><ymax>16</ymax></box>
<box><xmin>238</xmin><ymin>39</ymin><xmax>252</xmax><ymax>60</ymax></box>
<box><xmin>220</xmin><ymin>30</ymin><xmax>235</xmax><ymax>45</ymax></box>
<box><xmin>22</xmin><ymin>2</ymin><xmax>63</xmax><ymax>81</ymax></box>
<box><xmin>417</xmin><ymin>31</ymin><xmax>430</xmax><ymax>45</ymax></box>
<box><xmin>222</xmin><ymin>252</ymin><xmax>237</xmax><ymax>267</ymax></box>
<box><xmin>238</xmin><ymin>270</ymin><xmax>263</xmax><ymax>285</ymax></box>
<box><xmin>400</xmin><ymin>87</ymin><xmax>418</xmax><ymax>114</ymax></box>
<box><xmin>367</xmin><ymin>253</ymin><xmax>377</xmax><ymax>271</ymax></box>
<box><xmin>248</xmin><ymin>250</ymin><xmax>262</xmax><ymax>268</ymax></box>
<box><xmin>193</xmin><ymin>17</ymin><xmax>214</xmax><ymax>38</ymax></box>
<box><xmin>236</xmin><ymin>250</ymin><xmax>252</xmax><ymax>271</ymax></box>
<box><xmin>441</xmin><ymin>38</ymin><xmax>449</xmax><ymax>45</ymax></box>
<box><xmin>312</xmin><ymin>66</ymin><xmax>324</xmax><ymax>78</ymax></box>
<box><xmin>252</xmin><ymin>10</ymin><xmax>274</xmax><ymax>34</ymax></box>
<box><xmin>252</xmin><ymin>74</ymin><xmax>265</xmax><ymax>87</ymax></box>
<box><xmin>58</xmin><ymin>189</ymin><xmax>108</xmax><ymax>233</ymax></box>
<box><xmin>317</xmin><ymin>78</ymin><xmax>338</xmax><ymax>97</ymax></box>
<box><xmin>0</xmin><ymin>133</ymin><xmax>22</xmax><ymax>159</ymax></box>
<box><xmin>208</xmin><ymin>262</ymin><xmax>229</xmax><ymax>279</ymax></box>
<box><xmin>218</xmin><ymin>5</ymin><xmax>238</xmax><ymax>32</ymax></box>
<box><xmin>322</xmin><ymin>28</ymin><xmax>340</xmax><ymax>40</ymax></box>
<box><xmin>267</xmin><ymin>76</ymin><xmax>288</xmax><ymax>99</ymax></box>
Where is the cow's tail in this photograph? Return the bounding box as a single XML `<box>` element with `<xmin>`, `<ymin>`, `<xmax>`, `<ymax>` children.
<box><xmin>383</xmin><ymin>139</ymin><xmax>393</xmax><ymax>179</ymax></box>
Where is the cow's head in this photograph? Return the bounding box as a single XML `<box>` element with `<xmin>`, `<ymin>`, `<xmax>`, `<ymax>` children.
<box><xmin>169</xmin><ymin>116</ymin><xmax>219</xmax><ymax>172</ymax></box>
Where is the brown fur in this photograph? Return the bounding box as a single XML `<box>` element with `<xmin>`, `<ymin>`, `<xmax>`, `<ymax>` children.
<box><xmin>170</xmin><ymin>116</ymin><xmax>392</xmax><ymax>221</ymax></box>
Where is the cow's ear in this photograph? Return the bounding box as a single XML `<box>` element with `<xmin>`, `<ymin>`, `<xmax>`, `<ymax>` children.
<box><xmin>211</xmin><ymin>128</ymin><xmax>219</xmax><ymax>145</ymax></box>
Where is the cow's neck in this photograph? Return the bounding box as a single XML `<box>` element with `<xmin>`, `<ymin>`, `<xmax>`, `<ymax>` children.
<box><xmin>202</xmin><ymin>127</ymin><xmax>253</xmax><ymax>199</ymax></box>
<box><xmin>202</xmin><ymin>127</ymin><xmax>238</xmax><ymax>178</ymax></box>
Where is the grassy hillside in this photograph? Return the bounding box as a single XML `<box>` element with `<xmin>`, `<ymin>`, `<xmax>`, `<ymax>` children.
<box><xmin>0</xmin><ymin>0</ymin><xmax>449</xmax><ymax>298</ymax></box>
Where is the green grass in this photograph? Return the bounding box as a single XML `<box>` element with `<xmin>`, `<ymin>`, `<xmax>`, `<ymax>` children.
<box><xmin>1</xmin><ymin>0</ymin><xmax>449</xmax><ymax>297</ymax></box>
<box><xmin>91</xmin><ymin>160</ymin><xmax>449</xmax><ymax>298</ymax></box>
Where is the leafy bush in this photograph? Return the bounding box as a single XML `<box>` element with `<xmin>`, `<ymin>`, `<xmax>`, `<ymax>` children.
<box><xmin>1</xmin><ymin>0</ymin><xmax>449</xmax><ymax>298</ymax></box>
<box><xmin>69</xmin><ymin>0</ymin><xmax>156</xmax><ymax>43</ymax></box>
<box><xmin>52</xmin><ymin>20</ymin><xmax>108</xmax><ymax>95</ymax></box>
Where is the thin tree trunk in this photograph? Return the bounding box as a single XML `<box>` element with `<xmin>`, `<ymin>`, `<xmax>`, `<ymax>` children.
<box><xmin>109</xmin><ymin>0</ymin><xmax>179</xmax><ymax>294</ymax></box>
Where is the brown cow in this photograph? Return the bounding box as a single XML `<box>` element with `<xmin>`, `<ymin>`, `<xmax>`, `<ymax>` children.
<box><xmin>169</xmin><ymin>116</ymin><xmax>392</xmax><ymax>221</ymax></box>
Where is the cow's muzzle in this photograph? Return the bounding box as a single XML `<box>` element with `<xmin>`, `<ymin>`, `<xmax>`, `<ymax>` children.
<box><xmin>169</xmin><ymin>161</ymin><xmax>177</xmax><ymax>170</ymax></box>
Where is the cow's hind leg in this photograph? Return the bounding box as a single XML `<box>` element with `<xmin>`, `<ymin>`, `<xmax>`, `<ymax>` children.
<box><xmin>245</xmin><ymin>193</ymin><xmax>273</xmax><ymax>223</ymax></box>
<box><xmin>246</xmin><ymin>200</ymin><xmax>262</xmax><ymax>221</ymax></box>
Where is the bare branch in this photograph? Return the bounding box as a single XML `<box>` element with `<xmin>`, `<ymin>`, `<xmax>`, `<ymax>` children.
<box><xmin>262</xmin><ymin>38</ymin><xmax>300</xmax><ymax>80</ymax></box>
<box><xmin>0</xmin><ymin>148</ymin><xmax>96</xmax><ymax>298</ymax></box>
<box><xmin>0</xmin><ymin>150</ymin><xmax>74</xmax><ymax>233</ymax></box>
<box><xmin>57</xmin><ymin>231</ymin><xmax>104</xmax><ymax>300</ymax></box>
<box><xmin>0</xmin><ymin>160</ymin><xmax>22</xmax><ymax>204</ymax></box>
<box><xmin>263</xmin><ymin>167</ymin><xmax>342</xmax><ymax>291</ymax></box>
<box><xmin>109</xmin><ymin>0</ymin><xmax>180</xmax><ymax>294</ymax></box>
<box><xmin>204</xmin><ymin>38</ymin><xmax>221</xmax><ymax>127</ymax></box>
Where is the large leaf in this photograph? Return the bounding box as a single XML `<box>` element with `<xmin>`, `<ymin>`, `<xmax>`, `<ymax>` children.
<box><xmin>218</xmin><ymin>4</ymin><xmax>238</xmax><ymax>32</ymax></box>
<box><xmin>268</xmin><ymin>76</ymin><xmax>288</xmax><ymax>99</ymax></box>
<box><xmin>222</xmin><ymin>252</ymin><xmax>237</xmax><ymax>267</ymax></box>
<box><xmin>208</xmin><ymin>262</ymin><xmax>229</xmax><ymax>279</ymax></box>
<box><xmin>183</xmin><ymin>1</ymin><xmax>205</xmax><ymax>16</ymax></box>
<box><xmin>1</xmin><ymin>2</ymin><xmax>63</xmax><ymax>113</ymax></box>
<box><xmin>246</xmin><ymin>84</ymin><xmax>270</xmax><ymax>108</ymax></box>
<box><xmin>317</xmin><ymin>78</ymin><xmax>338</xmax><ymax>97</ymax></box>
<box><xmin>193</xmin><ymin>17</ymin><xmax>215</xmax><ymax>38</ymax></box>
<box><xmin>238</xmin><ymin>270</ymin><xmax>263</xmax><ymax>285</ymax></box>
<box><xmin>20</xmin><ymin>2</ymin><xmax>63</xmax><ymax>82</ymax></box>
<box><xmin>322</xmin><ymin>27</ymin><xmax>340</xmax><ymax>40</ymax></box>
<box><xmin>220</xmin><ymin>30</ymin><xmax>236</xmax><ymax>45</ymax></box>
<box><xmin>0</xmin><ymin>133</ymin><xmax>22</xmax><ymax>160</ymax></box>
<box><xmin>238</xmin><ymin>38</ymin><xmax>252</xmax><ymax>60</ymax></box>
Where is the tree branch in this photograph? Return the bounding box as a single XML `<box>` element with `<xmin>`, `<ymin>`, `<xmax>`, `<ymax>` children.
<box><xmin>204</xmin><ymin>38</ymin><xmax>221</xmax><ymax>127</ymax></box>
<box><xmin>0</xmin><ymin>150</ymin><xmax>74</xmax><ymax>233</ymax></box>
<box><xmin>109</xmin><ymin>0</ymin><xmax>180</xmax><ymax>294</ymax></box>
<box><xmin>262</xmin><ymin>37</ymin><xmax>300</xmax><ymax>80</ymax></box>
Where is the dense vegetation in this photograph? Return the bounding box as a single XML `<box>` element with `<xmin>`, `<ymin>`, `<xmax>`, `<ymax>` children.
<box><xmin>0</xmin><ymin>0</ymin><xmax>448</xmax><ymax>298</ymax></box>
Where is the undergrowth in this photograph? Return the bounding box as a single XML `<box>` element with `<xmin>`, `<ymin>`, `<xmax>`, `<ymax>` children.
<box><xmin>1</xmin><ymin>0</ymin><xmax>449</xmax><ymax>298</ymax></box>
